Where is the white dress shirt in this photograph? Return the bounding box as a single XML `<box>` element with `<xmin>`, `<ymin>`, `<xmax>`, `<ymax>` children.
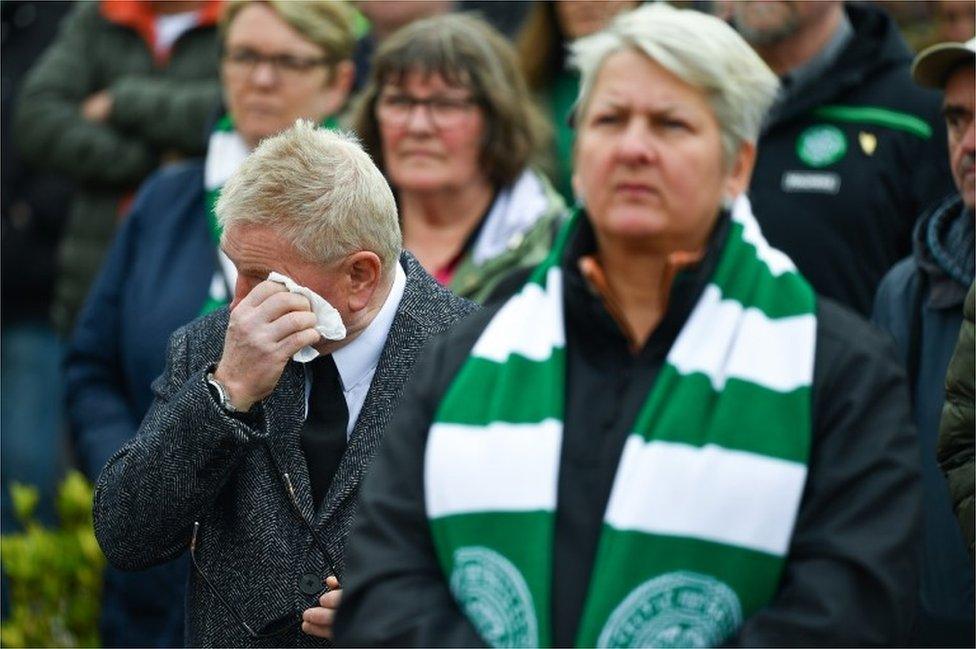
<box><xmin>303</xmin><ymin>262</ymin><xmax>407</xmax><ymax>438</ymax></box>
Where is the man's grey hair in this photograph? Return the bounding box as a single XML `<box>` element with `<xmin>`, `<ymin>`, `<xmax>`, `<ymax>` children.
<box><xmin>216</xmin><ymin>120</ymin><xmax>401</xmax><ymax>272</ymax></box>
<box><xmin>570</xmin><ymin>2</ymin><xmax>779</xmax><ymax>166</ymax></box>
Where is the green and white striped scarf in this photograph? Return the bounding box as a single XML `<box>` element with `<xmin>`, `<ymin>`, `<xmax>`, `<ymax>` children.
<box><xmin>424</xmin><ymin>196</ymin><xmax>817</xmax><ymax>648</ymax></box>
<box><xmin>200</xmin><ymin>114</ymin><xmax>339</xmax><ymax>315</ymax></box>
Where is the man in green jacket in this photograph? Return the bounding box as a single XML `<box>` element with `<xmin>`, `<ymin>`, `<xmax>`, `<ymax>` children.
<box><xmin>13</xmin><ymin>0</ymin><xmax>223</xmax><ymax>335</ymax></box>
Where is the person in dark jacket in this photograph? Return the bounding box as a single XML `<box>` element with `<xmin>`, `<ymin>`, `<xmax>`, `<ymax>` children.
<box><xmin>335</xmin><ymin>5</ymin><xmax>921</xmax><ymax>646</ymax></box>
<box><xmin>92</xmin><ymin>123</ymin><xmax>477</xmax><ymax>647</ymax></box>
<box><xmin>515</xmin><ymin>0</ymin><xmax>641</xmax><ymax>202</ymax></box>
<box><xmin>64</xmin><ymin>2</ymin><xmax>356</xmax><ymax>645</ymax></box>
<box><xmin>12</xmin><ymin>0</ymin><xmax>223</xmax><ymax>336</ymax></box>
<box><xmin>939</xmin><ymin>282</ymin><xmax>975</xmax><ymax>564</ymax></box>
<box><xmin>872</xmin><ymin>36</ymin><xmax>975</xmax><ymax>647</ymax></box>
<box><xmin>1</xmin><ymin>0</ymin><xmax>73</xmax><ymax>537</ymax></box>
<box><xmin>734</xmin><ymin>1</ymin><xmax>955</xmax><ymax>316</ymax></box>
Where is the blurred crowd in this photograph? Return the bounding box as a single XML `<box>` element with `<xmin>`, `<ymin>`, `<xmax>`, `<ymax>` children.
<box><xmin>1</xmin><ymin>0</ymin><xmax>974</xmax><ymax>647</ymax></box>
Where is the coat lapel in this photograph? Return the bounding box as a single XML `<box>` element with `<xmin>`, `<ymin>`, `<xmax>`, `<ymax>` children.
<box><xmin>314</xmin><ymin>258</ymin><xmax>432</xmax><ymax>529</ymax></box>
<box><xmin>263</xmin><ymin>360</ymin><xmax>315</xmax><ymax>519</ymax></box>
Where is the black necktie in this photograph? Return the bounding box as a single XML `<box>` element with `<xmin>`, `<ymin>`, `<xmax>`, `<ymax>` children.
<box><xmin>300</xmin><ymin>355</ymin><xmax>349</xmax><ymax>510</ymax></box>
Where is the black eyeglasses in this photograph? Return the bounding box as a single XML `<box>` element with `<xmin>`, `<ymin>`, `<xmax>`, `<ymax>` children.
<box><xmin>222</xmin><ymin>47</ymin><xmax>332</xmax><ymax>81</ymax></box>
<box><xmin>189</xmin><ymin>441</ymin><xmax>339</xmax><ymax>639</ymax></box>
<box><xmin>376</xmin><ymin>93</ymin><xmax>480</xmax><ymax>130</ymax></box>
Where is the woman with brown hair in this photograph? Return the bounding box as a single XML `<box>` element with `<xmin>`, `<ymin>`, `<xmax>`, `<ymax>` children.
<box><xmin>351</xmin><ymin>13</ymin><xmax>566</xmax><ymax>303</ymax></box>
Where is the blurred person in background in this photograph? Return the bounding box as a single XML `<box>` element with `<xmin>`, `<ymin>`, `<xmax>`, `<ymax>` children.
<box><xmin>872</xmin><ymin>37</ymin><xmax>975</xmax><ymax>647</ymax></box>
<box><xmin>336</xmin><ymin>4</ymin><xmax>920</xmax><ymax>646</ymax></box>
<box><xmin>350</xmin><ymin>1</ymin><xmax>532</xmax><ymax>92</ymax></box>
<box><xmin>516</xmin><ymin>0</ymin><xmax>640</xmax><ymax>202</ymax></box>
<box><xmin>352</xmin><ymin>13</ymin><xmax>566</xmax><ymax>303</ymax></box>
<box><xmin>935</xmin><ymin>0</ymin><xmax>976</xmax><ymax>44</ymax></box>
<box><xmin>734</xmin><ymin>0</ymin><xmax>955</xmax><ymax>316</ymax></box>
<box><xmin>1</xmin><ymin>2</ymin><xmax>74</xmax><ymax>621</ymax></box>
<box><xmin>459</xmin><ymin>0</ymin><xmax>531</xmax><ymax>39</ymax></box>
<box><xmin>13</xmin><ymin>0</ymin><xmax>223</xmax><ymax>338</ymax></box>
<box><xmin>351</xmin><ymin>0</ymin><xmax>452</xmax><ymax>90</ymax></box>
<box><xmin>63</xmin><ymin>1</ymin><xmax>355</xmax><ymax>645</ymax></box>
<box><xmin>1</xmin><ymin>0</ymin><xmax>73</xmax><ymax>535</ymax></box>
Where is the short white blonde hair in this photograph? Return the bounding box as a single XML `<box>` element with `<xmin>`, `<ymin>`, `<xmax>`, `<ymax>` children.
<box><xmin>216</xmin><ymin>120</ymin><xmax>401</xmax><ymax>271</ymax></box>
<box><xmin>570</xmin><ymin>2</ymin><xmax>779</xmax><ymax>166</ymax></box>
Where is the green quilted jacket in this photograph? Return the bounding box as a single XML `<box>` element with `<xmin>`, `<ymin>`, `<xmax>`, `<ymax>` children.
<box><xmin>448</xmin><ymin>169</ymin><xmax>567</xmax><ymax>304</ymax></box>
<box><xmin>939</xmin><ymin>281</ymin><xmax>975</xmax><ymax>563</ymax></box>
<box><xmin>14</xmin><ymin>1</ymin><xmax>221</xmax><ymax>334</ymax></box>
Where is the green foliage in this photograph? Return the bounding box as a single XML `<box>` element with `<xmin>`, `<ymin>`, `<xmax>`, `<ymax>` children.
<box><xmin>1</xmin><ymin>471</ymin><xmax>105</xmax><ymax>648</ymax></box>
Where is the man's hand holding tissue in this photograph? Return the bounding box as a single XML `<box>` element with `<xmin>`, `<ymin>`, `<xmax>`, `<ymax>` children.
<box><xmin>213</xmin><ymin>281</ymin><xmax>321</xmax><ymax>412</ymax></box>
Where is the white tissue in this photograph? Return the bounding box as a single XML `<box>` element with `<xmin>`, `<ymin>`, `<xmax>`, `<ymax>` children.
<box><xmin>267</xmin><ymin>272</ymin><xmax>346</xmax><ymax>363</ymax></box>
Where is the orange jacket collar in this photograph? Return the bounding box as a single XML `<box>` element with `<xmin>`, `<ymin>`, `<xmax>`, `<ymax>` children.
<box><xmin>100</xmin><ymin>0</ymin><xmax>222</xmax><ymax>60</ymax></box>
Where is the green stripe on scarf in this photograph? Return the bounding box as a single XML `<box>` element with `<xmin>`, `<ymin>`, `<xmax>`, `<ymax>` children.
<box><xmin>424</xmin><ymin>199</ymin><xmax>816</xmax><ymax>648</ymax></box>
<box><xmin>435</xmin><ymin>351</ymin><xmax>566</xmax><ymax>425</ymax></box>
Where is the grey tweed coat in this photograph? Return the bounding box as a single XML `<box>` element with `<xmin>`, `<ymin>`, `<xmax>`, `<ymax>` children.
<box><xmin>93</xmin><ymin>253</ymin><xmax>477</xmax><ymax>647</ymax></box>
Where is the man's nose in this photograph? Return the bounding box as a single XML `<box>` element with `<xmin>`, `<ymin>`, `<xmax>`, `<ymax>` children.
<box><xmin>963</xmin><ymin>118</ymin><xmax>975</xmax><ymax>154</ymax></box>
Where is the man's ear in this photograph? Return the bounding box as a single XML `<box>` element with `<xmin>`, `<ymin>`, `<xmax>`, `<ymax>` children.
<box><xmin>343</xmin><ymin>251</ymin><xmax>383</xmax><ymax>312</ymax></box>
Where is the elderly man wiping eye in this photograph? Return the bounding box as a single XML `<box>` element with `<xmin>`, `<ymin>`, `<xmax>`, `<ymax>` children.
<box><xmin>92</xmin><ymin>121</ymin><xmax>476</xmax><ymax>648</ymax></box>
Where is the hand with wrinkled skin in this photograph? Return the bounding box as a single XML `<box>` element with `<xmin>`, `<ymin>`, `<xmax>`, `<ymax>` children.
<box><xmin>302</xmin><ymin>576</ymin><xmax>342</xmax><ymax>639</ymax></box>
<box><xmin>213</xmin><ymin>280</ymin><xmax>321</xmax><ymax>411</ymax></box>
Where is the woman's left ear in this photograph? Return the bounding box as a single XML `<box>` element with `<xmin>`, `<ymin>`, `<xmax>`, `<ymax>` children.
<box><xmin>322</xmin><ymin>60</ymin><xmax>355</xmax><ymax>116</ymax></box>
<box><xmin>724</xmin><ymin>141</ymin><xmax>757</xmax><ymax>198</ymax></box>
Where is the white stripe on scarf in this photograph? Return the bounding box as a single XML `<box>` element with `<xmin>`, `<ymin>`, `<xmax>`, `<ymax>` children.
<box><xmin>606</xmin><ymin>438</ymin><xmax>807</xmax><ymax>555</ymax></box>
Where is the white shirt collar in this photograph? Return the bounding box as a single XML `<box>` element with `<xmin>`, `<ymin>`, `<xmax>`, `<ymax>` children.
<box><xmin>332</xmin><ymin>261</ymin><xmax>407</xmax><ymax>392</ymax></box>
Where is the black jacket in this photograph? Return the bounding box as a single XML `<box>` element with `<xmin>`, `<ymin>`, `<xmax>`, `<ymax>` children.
<box><xmin>92</xmin><ymin>254</ymin><xmax>477</xmax><ymax>647</ymax></box>
<box><xmin>335</xmin><ymin>216</ymin><xmax>922</xmax><ymax>647</ymax></box>
<box><xmin>749</xmin><ymin>3</ymin><xmax>954</xmax><ymax>316</ymax></box>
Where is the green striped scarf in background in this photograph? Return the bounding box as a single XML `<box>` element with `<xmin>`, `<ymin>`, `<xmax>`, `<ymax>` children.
<box><xmin>424</xmin><ymin>196</ymin><xmax>817</xmax><ymax>648</ymax></box>
<box><xmin>200</xmin><ymin>114</ymin><xmax>339</xmax><ymax>316</ymax></box>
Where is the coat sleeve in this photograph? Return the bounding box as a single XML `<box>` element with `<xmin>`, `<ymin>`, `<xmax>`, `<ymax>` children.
<box><xmin>334</xmin><ymin>331</ymin><xmax>487</xmax><ymax>648</ymax></box>
<box><xmin>108</xmin><ymin>76</ymin><xmax>220</xmax><ymax>154</ymax></box>
<box><xmin>63</xmin><ymin>189</ymin><xmax>143</xmax><ymax>481</ymax></box>
<box><xmin>938</xmin><ymin>282</ymin><xmax>975</xmax><ymax>562</ymax></box>
<box><xmin>730</xmin><ymin>301</ymin><xmax>922</xmax><ymax>646</ymax></box>
<box><xmin>12</xmin><ymin>3</ymin><xmax>157</xmax><ymax>187</ymax></box>
<box><xmin>92</xmin><ymin>319</ymin><xmax>267</xmax><ymax>571</ymax></box>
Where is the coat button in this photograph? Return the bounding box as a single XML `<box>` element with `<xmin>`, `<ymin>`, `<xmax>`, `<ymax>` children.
<box><xmin>299</xmin><ymin>573</ymin><xmax>322</xmax><ymax>595</ymax></box>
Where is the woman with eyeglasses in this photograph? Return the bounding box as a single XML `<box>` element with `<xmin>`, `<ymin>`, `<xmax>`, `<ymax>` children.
<box><xmin>64</xmin><ymin>0</ymin><xmax>355</xmax><ymax>644</ymax></box>
<box><xmin>351</xmin><ymin>13</ymin><xmax>567</xmax><ymax>304</ymax></box>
